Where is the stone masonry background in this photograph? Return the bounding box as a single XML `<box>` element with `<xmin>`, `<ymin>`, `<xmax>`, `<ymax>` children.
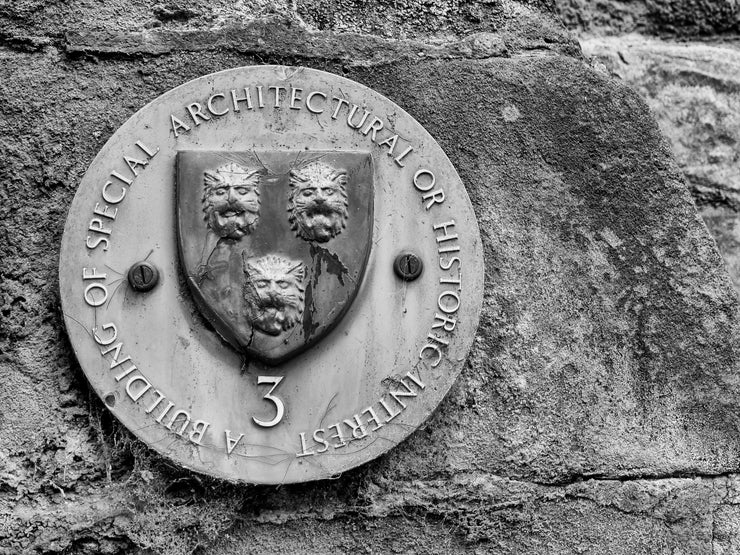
<box><xmin>557</xmin><ymin>0</ymin><xmax>740</xmax><ymax>294</ymax></box>
<box><xmin>2</xmin><ymin>1</ymin><xmax>740</xmax><ymax>553</ymax></box>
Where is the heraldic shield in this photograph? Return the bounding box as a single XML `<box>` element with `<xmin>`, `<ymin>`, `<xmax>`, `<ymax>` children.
<box><xmin>177</xmin><ymin>151</ymin><xmax>374</xmax><ymax>364</ymax></box>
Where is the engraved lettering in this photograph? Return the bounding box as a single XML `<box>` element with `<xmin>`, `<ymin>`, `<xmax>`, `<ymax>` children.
<box><xmin>111</xmin><ymin>352</ymin><xmax>134</xmax><ymax>370</ymax></box>
<box><xmin>433</xmin><ymin>312</ymin><xmax>457</xmax><ymax>332</ymax></box>
<box><xmin>125</xmin><ymin>375</ymin><xmax>152</xmax><ymax>402</ymax></box>
<box><xmin>83</xmin><ymin>267</ymin><xmax>107</xmax><ymax>280</ymax></box>
<box><xmin>313</xmin><ymin>428</ymin><xmax>330</xmax><ymax>453</ymax></box>
<box><xmin>439</xmin><ymin>256</ymin><xmax>460</xmax><ymax>271</ymax></box>
<box><xmin>186</xmin><ymin>102</ymin><xmax>210</xmax><ymax>126</ymax></box>
<box><xmin>427</xmin><ymin>332</ymin><xmax>450</xmax><ymax>347</ymax></box>
<box><xmin>306</xmin><ymin>91</ymin><xmax>326</xmax><ymax>113</ymax></box>
<box><xmin>123</xmin><ymin>156</ymin><xmax>148</xmax><ymax>177</ymax></box>
<box><xmin>268</xmin><ymin>85</ymin><xmax>286</xmax><ymax>108</ymax></box>
<box><xmin>100</xmin><ymin>341</ymin><xmax>123</xmax><ymax>361</ymax></box>
<box><xmin>86</xmin><ymin>217</ymin><xmax>112</xmax><ymax>250</ymax></box>
<box><xmin>256</xmin><ymin>85</ymin><xmax>265</xmax><ymax>108</ymax></box>
<box><xmin>404</xmin><ymin>370</ymin><xmax>426</xmax><ymax>390</ymax></box>
<box><xmin>88</xmin><ymin>218</ymin><xmax>112</xmax><ymax>236</ymax></box>
<box><xmin>110</xmin><ymin>356</ymin><xmax>134</xmax><ymax>375</ymax></box>
<box><xmin>361</xmin><ymin>406</ymin><xmax>385</xmax><ymax>432</ymax></box>
<box><xmin>166</xmin><ymin>409</ymin><xmax>191</xmax><ymax>436</ymax></box>
<box><xmin>389</xmin><ymin>373</ymin><xmax>426</xmax><ymax>409</ymax></box>
<box><xmin>328</xmin><ymin>423</ymin><xmax>348</xmax><ymax>448</ymax></box>
<box><xmin>92</xmin><ymin>322</ymin><xmax>117</xmax><ymax>346</ymax></box>
<box><xmin>433</xmin><ymin>220</ymin><xmax>457</xmax><ymax>242</ymax></box>
<box><xmin>378</xmin><ymin>397</ymin><xmax>402</xmax><ymax>422</ymax></box>
<box><xmin>230</xmin><ymin>88</ymin><xmax>253</xmax><ymax>111</ymax></box>
<box><xmin>110</xmin><ymin>170</ymin><xmax>133</xmax><ymax>186</ymax></box>
<box><xmin>420</xmin><ymin>344</ymin><xmax>443</xmax><ymax>367</ymax></box>
<box><xmin>416</xmin><ymin>171</ymin><xmax>445</xmax><ymax>208</ymax></box>
<box><xmin>135</xmin><ymin>140</ymin><xmax>159</xmax><ymax>158</ymax></box>
<box><xmin>145</xmin><ymin>390</ymin><xmax>166</xmax><ymax>414</ymax></box>
<box><xmin>225</xmin><ymin>429</ymin><xmax>244</xmax><ymax>455</ymax></box>
<box><xmin>155</xmin><ymin>400</ymin><xmax>175</xmax><ymax>423</ymax></box>
<box><xmin>413</xmin><ymin>169</ymin><xmax>435</xmax><ymax>192</ymax></box>
<box><xmin>422</xmin><ymin>188</ymin><xmax>445</xmax><ymax>209</ymax></box>
<box><xmin>331</xmin><ymin>97</ymin><xmax>350</xmax><ymax>119</ymax></box>
<box><xmin>438</xmin><ymin>291</ymin><xmax>461</xmax><ymax>314</ymax></box>
<box><xmin>170</xmin><ymin>115</ymin><xmax>191</xmax><ymax>137</ymax></box>
<box><xmin>378</xmin><ymin>134</ymin><xmax>399</xmax><ymax>156</ymax></box>
<box><xmin>361</xmin><ymin>116</ymin><xmax>384</xmax><ymax>142</ymax></box>
<box><xmin>83</xmin><ymin>283</ymin><xmax>107</xmax><ymax>307</ymax></box>
<box><xmin>343</xmin><ymin>415</ymin><xmax>368</xmax><ymax>440</ymax></box>
<box><xmin>289</xmin><ymin>87</ymin><xmax>303</xmax><ymax>110</ymax></box>
<box><xmin>347</xmin><ymin>104</ymin><xmax>370</xmax><ymax>129</ymax></box>
<box><xmin>296</xmin><ymin>432</ymin><xmax>315</xmax><ymax>457</ymax></box>
<box><xmin>295</xmin><ymin>370</ymin><xmax>427</xmax><ymax>459</ymax></box>
<box><xmin>86</xmin><ymin>236</ymin><xmax>109</xmax><ymax>251</ymax></box>
<box><xmin>188</xmin><ymin>420</ymin><xmax>209</xmax><ymax>445</ymax></box>
<box><xmin>440</xmin><ymin>276</ymin><xmax>462</xmax><ymax>286</ymax></box>
<box><xmin>102</xmin><ymin>181</ymin><xmax>126</xmax><ymax>204</ymax></box>
<box><xmin>106</xmin><ymin>354</ymin><xmax>131</xmax><ymax>370</ymax></box>
<box><xmin>394</xmin><ymin>146</ymin><xmax>413</xmax><ymax>167</ymax></box>
<box><xmin>390</xmin><ymin>381</ymin><xmax>417</xmax><ymax>409</ymax></box>
<box><xmin>253</xmin><ymin>376</ymin><xmax>285</xmax><ymax>428</ymax></box>
<box><xmin>113</xmin><ymin>357</ymin><xmax>138</xmax><ymax>382</ymax></box>
<box><xmin>207</xmin><ymin>93</ymin><xmax>229</xmax><ymax>116</ymax></box>
<box><xmin>93</xmin><ymin>203</ymin><xmax>118</xmax><ymax>220</ymax></box>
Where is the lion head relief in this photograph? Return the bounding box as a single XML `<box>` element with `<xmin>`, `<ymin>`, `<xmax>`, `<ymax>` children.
<box><xmin>242</xmin><ymin>254</ymin><xmax>306</xmax><ymax>336</ymax></box>
<box><xmin>287</xmin><ymin>161</ymin><xmax>349</xmax><ymax>243</ymax></box>
<box><xmin>202</xmin><ymin>162</ymin><xmax>263</xmax><ymax>240</ymax></box>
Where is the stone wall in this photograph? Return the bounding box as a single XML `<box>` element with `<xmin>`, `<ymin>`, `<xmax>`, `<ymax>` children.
<box><xmin>3</xmin><ymin>1</ymin><xmax>740</xmax><ymax>554</ymax></box>
<box><xmin>554</xmin><ymin>0</ymin><xmax>740</xmax><ymax>295</ymax></box>
<box><xmin>556</xmin><ymin>0</ymin><xmax>740</xmax><ymax>36</ymax></box>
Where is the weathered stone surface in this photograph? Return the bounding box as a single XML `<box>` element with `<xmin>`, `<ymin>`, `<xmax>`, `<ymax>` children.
<box><xmin>700</xmin><ymin>206</ymin><xmax>740</xmax><ymax>295</ymax></box>
<box><xmin>0</xmin><ymin>0</ymin><xmax>560</xmax><ymax>40</ymax></box>
<box><xmin>581</xmin><ymin>36</ymin><xmax>740</xmax><ymax>293</ymax></box>
<box><xmin>360</xmin><ymin>56</ymin><xmax>740</xmax><ymax>484</ymax></box>
<box><xmin>3</xmin><ymin>4</ymin><xmax>740</xmax><ymax>554</ymax></box>
<box><xmin>555</xmin><ymin>0</ymin><xmax>740</xmax><ymax>36</ymax></box>
<box><xmin>57</xmin><ymin>11</ymin><xmax>578</xmax><ymax>61</ymax></box>
<box><xmin>582</xmin><ymin>37</ymin><xmax>740</xmax><ymax>209</ymax></box>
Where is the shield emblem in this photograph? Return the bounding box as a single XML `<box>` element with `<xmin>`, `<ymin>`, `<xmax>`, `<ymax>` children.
<box><xmin>177</xmin><ymin>150</ymin><xmax>374</xmax><ymax>364</ymax></box>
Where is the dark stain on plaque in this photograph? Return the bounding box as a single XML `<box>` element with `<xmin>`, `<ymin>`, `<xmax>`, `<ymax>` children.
<box><xmin>302</xmin><ymin>244</ymin><xmax>351</xmax><ymax>342</ymax></box>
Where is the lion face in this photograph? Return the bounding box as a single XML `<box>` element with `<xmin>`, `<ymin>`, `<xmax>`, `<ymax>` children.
<box><xmin>243</xmin><ymin>255</ymin><xmax>306</xmax><ymax>336</ymax></box>
<box><xmin>203</xmin><ymin>163</ymin><xmax>262</xmax><ymax>240</ymax></box>
<box><xmin>288</xmin><ymin>161</ymin><xmax>348</xmax><ymax>243</ymax></box>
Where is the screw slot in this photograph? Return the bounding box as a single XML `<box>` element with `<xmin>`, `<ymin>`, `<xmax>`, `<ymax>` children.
<box><xmin>393</xmin><ymin>252</ymin><xmax>423</xmax><ymax>281</ymax></box>
<box><xmin>128</xmin><ymin>261</ymin><xmax>159</xmax><ymax>292</ymax></box>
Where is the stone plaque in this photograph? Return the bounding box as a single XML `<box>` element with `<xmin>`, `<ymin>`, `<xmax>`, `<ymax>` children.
<box><xmin>59</xmin><ymin>66</ymin><xmax>484</xmax><ymax>484</ymax></box>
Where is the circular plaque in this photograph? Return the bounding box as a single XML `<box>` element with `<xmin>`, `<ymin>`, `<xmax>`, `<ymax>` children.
<box><xmin>59</xmin><ymin>66</ymin><xmax>484</xmax><ymax>484</ymax></box>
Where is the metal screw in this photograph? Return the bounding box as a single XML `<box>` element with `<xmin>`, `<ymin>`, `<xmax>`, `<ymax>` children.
<box><xmin>393</xmin><ymin>252</ymin><xmax>423</xmax><ymax>281</ymax></box>
<box><xmin>128</xmin><ymin>261</ymin><xmax>159</xmax><ymax>292</ymax></box>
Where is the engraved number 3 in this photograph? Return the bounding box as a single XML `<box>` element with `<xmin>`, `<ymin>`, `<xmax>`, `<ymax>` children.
<box><xmin>253</xmin><ymin>376</ymin><xmax>285</xmax><ymax>428</ymax></box>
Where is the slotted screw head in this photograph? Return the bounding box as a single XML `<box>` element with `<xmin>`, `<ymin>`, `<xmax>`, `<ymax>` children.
<box><xmin>393</xmin><ymin>252</ymin><xmax>423</xmax><ymax>281</ymax></box>
<box><xmin>128</xmin><ymin>261</ymin><xmax>159</xmax><ymax>292</ymax></box>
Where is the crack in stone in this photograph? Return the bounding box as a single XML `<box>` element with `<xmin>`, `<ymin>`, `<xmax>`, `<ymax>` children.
<box><xmin>530</xmin><ymin>469</ymin><xmax>740</xmax><ymax>488</ymax></box>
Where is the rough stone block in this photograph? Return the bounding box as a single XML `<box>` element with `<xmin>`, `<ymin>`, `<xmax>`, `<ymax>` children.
<box><xmin>2</xmin><ymin>3</ymin><xmax>740</xmax><ymax>554</ymax></box>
